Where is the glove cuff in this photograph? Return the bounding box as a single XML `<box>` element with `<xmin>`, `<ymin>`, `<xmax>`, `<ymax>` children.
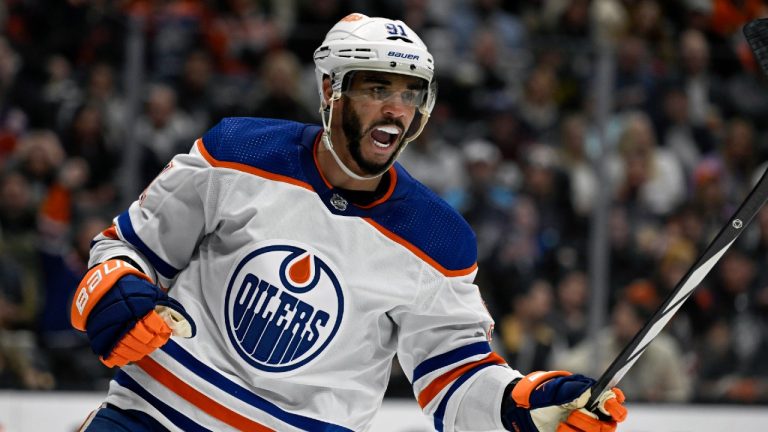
<box><xmin>501</xmin><ymin>400</ymin><xmax>539</xmax><ymax>431</ymax></box>
<box><xmin>71</xmin><ymin>259</ymin><xmax>152</xmax><ymax>331</ymax></box>
<box><xmin>502</xmin><ymin>385</ymin><xmax>542</xmax><ymax>432</ymax></box>
<box><xmin>512</xmin><ymin>370</ymin><xmax>573</xmax><ymax>408</ymax></box>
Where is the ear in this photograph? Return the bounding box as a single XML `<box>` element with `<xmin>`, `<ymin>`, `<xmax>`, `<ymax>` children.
<box><xmin>321</xmin><ymin>77</ymin><xmax>333</xmax><ymax>108</ymax></box>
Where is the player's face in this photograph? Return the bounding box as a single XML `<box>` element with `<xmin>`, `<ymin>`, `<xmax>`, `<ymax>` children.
<box><xmin>338</xmin><ymin>71</ymin><xmax>424</xmax><ymax>175</ymax></box>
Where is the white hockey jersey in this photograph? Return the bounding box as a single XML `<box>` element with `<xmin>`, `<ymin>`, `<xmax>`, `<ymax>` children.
<box><xmin>89</xmin><ymin>118</ymin><xmax>522</xmax><ymax>431</ymax></box>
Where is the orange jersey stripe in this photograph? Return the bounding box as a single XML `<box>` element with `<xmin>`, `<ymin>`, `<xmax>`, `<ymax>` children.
<box><xmin>136</xmin><ymin>356</ymin><xmax>274</xmax><ymax>432</ymax></box>
<box><xmin>196</xmin><ymin>138</ymin><xmax>314</xmax><ymax>192</ymax></box>
<box><xmin>311</xmin><ymin>134</ymin><xmax>333</xmax><ymax>189</ymax></box>
<box><xmin>101</xmin><ymin>225</ymin><xmax>119</xmax><ymax>240</ymax></box>
<box><xmin>417</xmin><ymin>352</ymin><xmax>506</xmax><ymax>408</ymax></box>
<box><xmin>364</xmin><ymin>218</ymin><xmax>478</xmax><ymax>277</ymax></box>
<box><xmin>355</xmin><ymin>167</ymin><xmax>398</xmax><ymax>209</ymax></box>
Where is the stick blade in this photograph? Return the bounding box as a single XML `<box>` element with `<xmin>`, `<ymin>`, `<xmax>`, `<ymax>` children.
<box><xmin>744</xmin><ymin>19</ymin><xmax>768</xmax><ymax>75</ymax></box>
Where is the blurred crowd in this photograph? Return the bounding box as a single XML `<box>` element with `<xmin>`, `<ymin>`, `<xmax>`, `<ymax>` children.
<box><xmin>1</xmin><ymin>0</ymin><xmax>768</xmax><ymax>405</ymax></box>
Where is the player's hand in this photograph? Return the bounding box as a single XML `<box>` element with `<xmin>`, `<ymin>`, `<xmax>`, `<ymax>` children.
<box><xmin>71</xmin><ymin>259</ymin><xmax>196</xmax><ymax>367</ymax></box>
<box><xmin>502</xmin><ymin>371</ymin><xmax>627</xmax><ymax>432</ymax></box>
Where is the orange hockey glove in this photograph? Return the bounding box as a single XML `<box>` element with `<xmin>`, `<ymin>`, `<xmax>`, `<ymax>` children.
<box><xmin>71</xmin><ymin>259</ymin><xmax>195</xmax><ymax>367</ymax></box>
<box><xmin>502</xmin><ymin>371</ymin><xmax>627</xmax><ymax>432</ymax></box>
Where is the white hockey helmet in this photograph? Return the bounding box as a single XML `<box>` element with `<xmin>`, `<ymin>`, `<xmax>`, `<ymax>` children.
<box><xmin>313</xmin><ymin>13</ymin><xmax>437</xmax><ymax>179</ymax></box>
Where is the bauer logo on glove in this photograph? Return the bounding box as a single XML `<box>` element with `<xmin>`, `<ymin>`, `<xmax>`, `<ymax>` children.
<box><xmin>70</xmin><ymin>259</ymin><xmax>196</xmax><ymax>368</ymax></box>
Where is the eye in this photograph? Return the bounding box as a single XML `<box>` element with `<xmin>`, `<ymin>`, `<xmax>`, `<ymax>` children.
<box><xmin>369</xmin><ymin>87</ymin><xmax>390</xmax><ymax>100</ymax></box>
<box><xmin>401</xmin><ymin>90</ymin><xmax>417</xmax><ymax>105</ymax></box>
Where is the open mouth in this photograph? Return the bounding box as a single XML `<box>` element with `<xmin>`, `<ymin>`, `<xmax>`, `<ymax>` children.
<box><xmin>369</xmin><ymin>125</ymin><xmax>401</xmax><ymax>148</ymax></box>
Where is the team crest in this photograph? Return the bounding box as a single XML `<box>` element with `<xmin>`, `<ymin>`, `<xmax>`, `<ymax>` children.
<box><xmin>224</xmin><ymin>244</ymin><xmax>344</xmax><ymax>373</ymax></box>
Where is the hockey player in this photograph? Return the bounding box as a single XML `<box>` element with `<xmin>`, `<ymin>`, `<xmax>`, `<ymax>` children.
<box><xmin>72</xmin><ymin>13</ymin><xmax>627</xmax><ymax>432</ymax></box>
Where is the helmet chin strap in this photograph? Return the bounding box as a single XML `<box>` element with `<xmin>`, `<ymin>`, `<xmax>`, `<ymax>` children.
<box><xmin>320</xmin><ymin>96</ymin><xmax>400</xmax><ymax>181</ymax></box>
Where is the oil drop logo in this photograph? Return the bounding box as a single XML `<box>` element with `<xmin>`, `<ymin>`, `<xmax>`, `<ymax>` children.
<box><xmin>224</xmin><ymin>244</ymin><xmax>344</xmax><ymax>372</ymax></box>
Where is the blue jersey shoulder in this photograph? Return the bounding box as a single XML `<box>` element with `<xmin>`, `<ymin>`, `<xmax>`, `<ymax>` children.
<box><xmin>201</xmin><ymin>117</ymin><xmax>318</xmax><ymax>177</ymax></box>
<box><xmin>378</xmin><ymin>166</ymin><xmax>478</xmax><ymax>273</ymax></box>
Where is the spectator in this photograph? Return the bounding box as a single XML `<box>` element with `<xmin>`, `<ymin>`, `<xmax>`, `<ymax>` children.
<box><xmin>720</xmin><ymin>117</ymin><xmax>758</xmax><ymax>208</ymax></box>
<box><xmin>518</xmin><ymin>143</ymin><xmax>581</xmax><ymax>276</ymax></box>
<box><xmin>673</xmin><ymin>29</ymin><xmax>726</xmax><ymax>127</ymax></box>
<box><xmin>484</xmin><ymin>106</ymin><xmax>532</xmax><ymax>165</ymax></box>
<box><xmin>249</xmin><ymin>50</ymin><xmax>315</xmax><ymax>123</ymax></box>
<box><xmin>550</xmin><ymin>269</ymin><xmax>590</xmax><ymax>348</ymax></box>
<box><xmin>498</xmin><ymin>278</ymin><xmax>565</xmax><ymax>373</ymax></box>
<box><xmin>539</xmin><ymin>0</ymin><xmax>592</xmax><ymax>40</ymax></box>
<box><xmin>146</xmin><ymin>0</ymin><xmax>211</xmax><ymax>83</ymax></box>
<box><xmin>627</xmin><ymin>0</ymin><xmax>676</xmax><ymax>67</ymax></box>
<box><xmin>208</xmin><ymin>0</ymin><xmax>293</xmax><ymax>75</ymax></box>
<box><xmin>175</xmin><ymin>50</ymin><xmax>222</xmax><ymax>129</ymax></box>
<box><xmin>614</xmin><ymin>35</ymin><xmax>658</xmax><ymax>115</ymax></box>
<box><xmin>608</xmin><ymin>111</ymin><xmax>686</xmax><ymax>220</ymax></box>
<box><xmin>485</xmin><ymin>195</ymin><xmax>542</xmax><ymax>316</ymax></box>
<box><xmin>656</xmin><ymin>85</ymin><xmax>714</xmax><ymax>176</ymax></box>
<box><xmin>451</xmin><ymin>0</ymin><xmax>527</xmax><ymax>59</ymax></box>
<box><xmin>557</xmin><ymin>112</ymin><xmax>597</xmax><ymax>218</ymax></box>
<box><xmin>134</xmin><ymin>83</ymin><xmax>198</xmax><ymax>186</ymax></box>
<box><xmin>690</xmin><ymin>157</ymin><xmax>732</xmax><ymax>242</ymax></box>
<box><xmin>83</xmin><ymin>62</ymin><xmax>127</xmax><ymax>152</ymax></box>
<box><xmin>60</xmin><ymin>103</ymin><xmax>119</xmax><ymax>209</ymax></box>
<box><xmin>41</xmin><ymin>54</ymin><xmax>82</xmax><ymax>133</ymax></box>
<box><xmin>706</xmin><ymin>248</ymin><xmax>759</xmax><ymax>323</ymax></box>
<box><xmin>445</xmin><ymin>28</ymin><xmax>518</xmax><ymax>121</ymax></box>
<box><xmin>518</xmin><ymin>65</ymin><xmax>561</xmax><ymax>142</ymax></box>
<box><xmin>7</xmin><ymin>130</ymin><xmax>66</xmax><ymax>204</ymax></box>
<box><xmin>606</xmin><ymin>205</ymin><xmax>654</xmax><ymax>298</ymax></box>
<box><xmin>445</xmin><ymin>138</ymin><xmax>514</xmax><ymax>263</ymax></box>
<box><xmin>0</xmin><ymin>37</ymin><xmax>27</xmax><ymax>163</ymax></box>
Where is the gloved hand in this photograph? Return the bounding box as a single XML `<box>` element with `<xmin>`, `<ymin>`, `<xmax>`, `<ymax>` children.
<box><xmin>502</xmin><ymin>371</ymin><xmax>627</xmax><ymax>432</ymax></box>
<box><xmin>71</xmin><ymin>259</ymin><xmax>196</xmax><ymax>367</ymax></box>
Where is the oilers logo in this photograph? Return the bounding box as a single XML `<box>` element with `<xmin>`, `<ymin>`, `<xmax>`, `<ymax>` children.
<box><xmin>224</xmin><ymin>244</ymin><xmax>344</xmax><ymax>373</ymax></box>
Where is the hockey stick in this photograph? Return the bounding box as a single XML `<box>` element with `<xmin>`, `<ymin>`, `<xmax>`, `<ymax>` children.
<box><xmin>585</xmin><ymin>18</ymin><xmax>768</xmax><ymax>411</ymax></box>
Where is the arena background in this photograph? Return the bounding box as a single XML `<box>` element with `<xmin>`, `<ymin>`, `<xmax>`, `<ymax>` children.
<box><xmin>2</xmin><ymin>0</ymin><xmax>768</xmax><ymax>430</ymax></box>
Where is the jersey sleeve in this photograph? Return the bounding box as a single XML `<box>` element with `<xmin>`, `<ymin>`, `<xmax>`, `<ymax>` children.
<box><xmin>89</xmin><ymin>140</ymin><xmax>227</xmax><ymax>288</ymax></box>
<box><xmin>392</xmin><ymin>268</ymin><xmax>522</xmax><ymax>432</ymax></box>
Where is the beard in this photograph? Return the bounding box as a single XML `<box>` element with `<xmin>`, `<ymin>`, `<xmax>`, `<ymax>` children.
<box><xmin>341</xmin><ymin>100</ymin><xmax>405</xmax><ymax>175</ymax></box>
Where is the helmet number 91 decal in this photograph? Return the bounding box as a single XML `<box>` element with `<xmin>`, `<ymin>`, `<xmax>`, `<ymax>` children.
<box><xmin>385</xmin><ymin>23</ymin><xmax>408</xmax><ymax>37</ymax></box>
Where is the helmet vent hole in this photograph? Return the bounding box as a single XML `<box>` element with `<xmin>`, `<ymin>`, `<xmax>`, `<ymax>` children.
<box><xmin>336</xmin><ymin>48</ymin><xmax>374</xmax><ymax>59</ymax></box>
